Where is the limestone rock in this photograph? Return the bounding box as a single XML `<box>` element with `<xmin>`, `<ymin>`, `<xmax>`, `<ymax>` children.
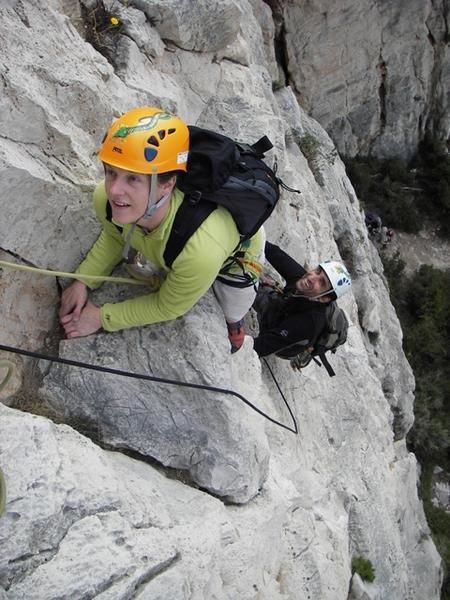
<box><xmin>40</xmin><ymin>292</ymin><xmax>270</xmax><ymax>504</ymax></box>
<box><xmin>282</xmin><ymin>0</ymin><xmax>450</xmax><ymax>159</ymax></box>
<box><xmin>131</xmin><ymin>0</ymin><xmax>242</xmax><ymax>52</ymax></box>
<box><xmin>1</xmin><ymin>402</ymin><xmax>442</xmax><ymax>600</ymax></box>
<box><xmin>0</xmin><ymin>251</ymin><xmax>59</xmax><ymax>405</ymax></box>
<box><xmin>348</xmin><ymin>574</ymin><xmax>376</xmax><ymax>600</ymax></box>
<box><xmin>0</xmin><ymin>404</ymin><xmax>227</xmax><ymax>599</ymax></box>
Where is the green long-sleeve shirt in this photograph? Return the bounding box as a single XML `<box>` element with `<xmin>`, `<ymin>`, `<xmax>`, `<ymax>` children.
<box><xmin>76</xmin><ymin>182</ymin><xmax>262</xmax><ymax>332</ymax></box>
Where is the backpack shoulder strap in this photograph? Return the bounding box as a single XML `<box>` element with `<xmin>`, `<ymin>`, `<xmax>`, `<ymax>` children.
<box><xmin>163</xmin><ymin>195</ymin><xmax>217</xmax><ymax>268</ymax></box>
<box><xmin>310</xmin><ymin>302</ymin><xmax>347</xmax><ymax>377</ymax></box>
<box><xmin>308</xmin><ymin>303</ymin><xmax>332</xmax><ymax>347</ymax></box>
<box><xmin>314</xmin><ymin>352</ymin><xmax>336</xmax><ymax>377</ymax></box>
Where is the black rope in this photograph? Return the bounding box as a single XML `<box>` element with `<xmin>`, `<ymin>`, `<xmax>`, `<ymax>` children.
<box><xmin>0</xmin><ymin>343</ymin><xmax>298</xmax><ymax>435</ymax></box>
<box><xmin>262</xmin><ymin>358</ymin><xmax>298</xmax><ymax>434</ymax></box>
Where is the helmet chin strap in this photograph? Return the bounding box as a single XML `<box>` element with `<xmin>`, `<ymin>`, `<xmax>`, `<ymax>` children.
<box><xmin>292</xmin><ymin>288</ymin><xmax>332</xmax><ymax>301</ymax></box>
<box><xmin>144</xmin><ymin>169</ymin><xmax>161</xmax><ymax>218</ymax></box>
<box><xmin>122</xmin><ymin>169</ymin><xmax>171</xmax><ymax>261</ymax></box>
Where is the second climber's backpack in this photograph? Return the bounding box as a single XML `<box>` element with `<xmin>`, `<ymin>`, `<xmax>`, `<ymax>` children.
<box><xmin>276</xmin><ymin>301</ymin><xmax>349</xmax><ymax>377</ymax></box>
<box><xmin>293</xmin><ymin>302</ymin><xmax>349</xmax><ymax>377</ymax></box>
<box><xmin>311</xmin><ymin>302</ymin><xmax>349</xmax><ymax>376</ymax></box>
<box><xmin>163</xmin><ymin>125</ymin><xmax>282</xmax><ymax>267</ymax></box>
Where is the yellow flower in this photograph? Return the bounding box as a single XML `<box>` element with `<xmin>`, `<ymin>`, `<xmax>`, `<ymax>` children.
<box><xmin>110</xmin><ymin>16</ymin><xmax>120</xmax><ymax>26</ymax></box>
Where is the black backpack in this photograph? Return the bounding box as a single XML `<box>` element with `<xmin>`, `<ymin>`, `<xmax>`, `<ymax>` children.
<box><xmin>163</xmin><ymin>125</ymin><xmax>287</xmax><ymax>267</ymax></box>
<box><xmin>277</xmin><ymin>302</ymin><xmax>349</xmax><ymax>377</ymax></box>
<box><xmin>105</xmin><ymin>126</ymin><xmax>298</xmax><ymax>265</ymax></box>
<box><xmin>311</xmin><ymin>302</ymin><xmax>349</xmax><ymax>376</ymax></box>
<box><xmin>304</xmin><ymin>302</ymin><xmax>349</xmax><ymax>377</ymax></box>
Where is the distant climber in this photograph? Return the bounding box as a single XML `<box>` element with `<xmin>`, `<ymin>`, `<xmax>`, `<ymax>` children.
<box><xmin>365</xmin><ymin>211</ymin><xmax>382</xmax><ymax>238</ymax></box>
<box><xmin>365</xmin><ymin>212</ymin><xmax>394</xmax><ymax>249</ymax></box>
<box><xmin>59</xmin><ymin>107</ymin><xmax>265</xmax><ymax>352</ymax></box>
<box><xmin>252</xmin><ymin>242</ymin><xmax>352</xmax><ymax>371</ymax></box>
<box><xmin>379</xmin><ymin>226</ymin><xmax>395</xmax><ymax>248</ymax></box>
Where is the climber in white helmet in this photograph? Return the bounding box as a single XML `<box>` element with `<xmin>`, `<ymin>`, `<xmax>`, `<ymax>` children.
<box><xmin>252</xmin><ymin>241</ymin><xmax>352</xmax><ymax>369</ymax></box>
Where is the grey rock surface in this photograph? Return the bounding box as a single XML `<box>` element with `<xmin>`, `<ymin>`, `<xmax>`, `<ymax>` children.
<box><xmin>40</xmin><ymin>295</ymin><xmax>270</xmax><ymax>504</ymax></box>
<box><xmin>282</xmin><ymin>0</ymin><xmax>450</xmax><ymax>159</ymax></box>
<box><xmin>0</xmin><ymin>404</ymin><xmax>227</xmax><ymax>599</ymax></box>
<box><xmin>0</xmin><ymin>0</ymin><xmax>443</xmax><ymax>598</ymax></box>
<box><xmin>0</xmin><ymin>250</ymin><xmax>58</xmax><ymax>405</ymax></box>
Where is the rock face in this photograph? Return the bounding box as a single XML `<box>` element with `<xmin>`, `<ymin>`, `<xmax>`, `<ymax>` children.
<box><xmin>0</xmin><ymin>404</ymin><xmax>228</xmax><ymax>599</ymax></box>
<box><xmin>0</xmin><ymin>1</ymin><xmax>443</xmax><ymax>598</ymax></box>
<box><xmin>281</xmin><ymin>0</ymin><xmax>450</xmax><ymax>159</ymax></box>
<box><xmin>40</xmin><ymin>299</ymin><xmax>270</xmax><ymax>504</ymax></box>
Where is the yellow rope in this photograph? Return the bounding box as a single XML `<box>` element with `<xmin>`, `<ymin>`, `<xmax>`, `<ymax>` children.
<box><xmin>0</xmin><ymin>465</ymin><xmax>5</xmax><ymax>515</ymax></box>
<box><xmin>0</xmin><ymin>260</ymin><xmax>147</xmax><ymax>286</ymax></box>
<box><xmin>0</xmin><ymin>359</ymin><xmax>14</xmax><ymax>393</ymax></box>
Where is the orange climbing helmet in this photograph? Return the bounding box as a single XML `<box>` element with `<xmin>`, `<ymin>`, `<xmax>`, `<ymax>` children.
<box><xmin>98</xmin><ymin>107</ymin><xmax>190</xmax><ymax>174</ymax></box>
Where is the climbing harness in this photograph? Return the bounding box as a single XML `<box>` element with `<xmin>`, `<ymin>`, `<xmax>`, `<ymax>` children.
<box><xmin>0</xmin><ymin>343</ymin><xmax>298</xmax><ymax>435</ymax></box>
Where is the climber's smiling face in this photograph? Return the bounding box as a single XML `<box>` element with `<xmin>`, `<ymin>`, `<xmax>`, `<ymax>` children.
<box><xmin>104</xmin><ymin>164</ymin><xmax>150</xmax><ymax>224</ymax></box>
<box><xmin>295</xmin><ymin>267</ymin><xmax>331</xmax><ymax>300</ymax></box>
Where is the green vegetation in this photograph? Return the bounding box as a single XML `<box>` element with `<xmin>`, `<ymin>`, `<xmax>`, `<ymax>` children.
<box><xmin>81</xmin><ymin>0</ymin><xmax>123</xmax><ymax>65</ymax></box>
<box><xmin>382</xmin><ymin>256</ymin><xmax>450</xmax><ymax>599</ymax></box>
<box><xmin>344</xmin><ymin>135</ymin><xmax>450</xmax><ymax>238</ymax></box>
<box><xmin>272</xmin><ymin>79</ymin><xmax>285</xmax><ymax>92</ymax></box>
<box><xmin>420</xmin><ymin>464</ymin><xmax>450</xmax><ymax>600</ymax></box>
<box><xmin>298</xmin><ymin>134</ymin><xmax>325</xmax><ymax>186</ymax></box>
<box><xmin>351</xmin><ymin>557</ymin><xmax>375</xmax><ymax>583</ymax></box>
<box><xmin>414</xmin><ymin>136</ymin><xmax>450</xmax><ymax>238</ymax></box>
<box><xmin>382</xmin><ymin>259</ymin><xmax>450</xmax><ymax>462</ymax></box>
<box><xmin>298</xmin><ymin>134</ymin><xmax>321</xmax><ymax>163</ymax></box>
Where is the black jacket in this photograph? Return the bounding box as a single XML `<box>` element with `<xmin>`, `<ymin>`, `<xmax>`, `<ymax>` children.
<box><xmin>253</xmin><ymin>242</ymin><xmax>327</xmax><ymax>358</ymax></box>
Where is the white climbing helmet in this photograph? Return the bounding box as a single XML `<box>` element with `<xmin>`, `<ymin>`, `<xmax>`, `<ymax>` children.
<box><xmin>319</xmin><ymin>260</ymin><xmax>352</xmax><ymax>298</ymax></box>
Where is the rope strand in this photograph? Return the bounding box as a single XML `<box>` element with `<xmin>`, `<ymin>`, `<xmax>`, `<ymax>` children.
<box><xmin>0</xmin><ymin>360</ymin><xmax>14</xmax><ymax>392</ymax></box>
<box><xmin>0</xmin><ymin>343</ymin><xmax>298</xmax><ymax>434</ymax></box>
<box><xmin>0</xmin><ymin>260</ymin><xmax>148</xmax><ymax>286</ymax></box>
